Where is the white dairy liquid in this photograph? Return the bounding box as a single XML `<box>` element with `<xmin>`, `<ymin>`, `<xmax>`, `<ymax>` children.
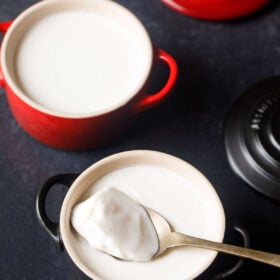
<box><xmin>71</xmin><ymin>188</ymin><xmax>159</xmax><ymax>261</ymax></box>
<box><xmin>15</xmin><ymin>10</ymin><xmax>148</xmax><ymax>115</ymax></box>
<box><xmin>70</xmin><ymin>164</ymin><xmax>224</xmax><ymax>280</ymax></box>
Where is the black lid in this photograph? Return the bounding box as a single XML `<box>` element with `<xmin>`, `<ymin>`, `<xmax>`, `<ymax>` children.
<box><xmin>225</xmin><ymin>77</ymin><xmax>280</xmax><ymax>201</ymax></box>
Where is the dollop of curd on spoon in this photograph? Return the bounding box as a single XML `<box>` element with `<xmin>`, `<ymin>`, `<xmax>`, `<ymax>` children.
<box><xmin>71</xmin><ymin>188</ymin><xmax>159</xmax><ymax>261</ymax></box>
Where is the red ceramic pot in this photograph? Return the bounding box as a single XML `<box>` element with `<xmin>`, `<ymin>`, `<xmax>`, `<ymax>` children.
<box><xmin>161</xmin><ymin>0</ymin><xmax>270</xmax><ymax>20</ymax></box>
<box><xmin>0</xmin><ymin>0</ymin><xmax>178</xmax><ymax>150</ymax></box>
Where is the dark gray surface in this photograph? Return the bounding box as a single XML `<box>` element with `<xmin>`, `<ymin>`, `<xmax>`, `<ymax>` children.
<box><xmin>0</xmin><ymin>0</ymin><xmax>280</xmax><ymax>279</ymax></box>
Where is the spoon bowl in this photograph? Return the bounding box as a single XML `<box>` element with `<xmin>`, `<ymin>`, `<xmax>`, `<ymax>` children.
<box><xmin>147</xmin><ymin>208</ymin><xmax>280</xmax><ymax>268</ymax></box>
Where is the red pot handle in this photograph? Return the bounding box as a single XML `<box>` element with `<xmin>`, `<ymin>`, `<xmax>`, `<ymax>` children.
<box><xmin>0</xmin><ymin>21</ymin><xmax>13</xmax><ymax>87</ymax></box>
<box><xmin>133</xmin><ymin>48</ymin><xmax>178</xmax><ymax>113</ymax></box>
<box><xmin>0</xmin><ymin>21</ymin><xmax>12</xmax><ymax>33</ymax></box>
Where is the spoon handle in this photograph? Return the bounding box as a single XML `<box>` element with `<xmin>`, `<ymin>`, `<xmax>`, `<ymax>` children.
<box><xmin>170</xmin><ymin>232</ymin><xmax>280</xmax><ymax>268</ymax></box>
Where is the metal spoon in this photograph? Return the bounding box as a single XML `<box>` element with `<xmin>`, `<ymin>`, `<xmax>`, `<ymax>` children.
<box><xmin>147</xmin><ymin>208</ymin><xmax>280</xmax><ymax>267</ymax></box>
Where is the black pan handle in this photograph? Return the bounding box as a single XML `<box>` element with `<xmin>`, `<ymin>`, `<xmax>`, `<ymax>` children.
<box><xmin>212</xmin><ymin>224</ymin><xmax>250</xmax><ymax>279</ymax></box>
<box><xmin>36</xmin><ymin>173</ymin><xmax>79</xmax><ymax>248</ymax></box>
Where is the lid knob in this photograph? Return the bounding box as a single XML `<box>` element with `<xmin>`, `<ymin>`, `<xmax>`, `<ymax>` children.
<box><xmin>225</xmin><ymin>77</ymin><xmax>280</xmax><ymax>201</ymax></box>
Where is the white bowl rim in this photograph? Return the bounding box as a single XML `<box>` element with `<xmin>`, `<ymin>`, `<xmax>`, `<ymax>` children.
<box><xmin>0</xmin><ymin>0</ymin><xmax>153</xmax><ymax>118</ymax></box>
<box><xmin>60</xmin><ymin>150</ymin><xmax>226</xmax><ymax>280</ymax></box>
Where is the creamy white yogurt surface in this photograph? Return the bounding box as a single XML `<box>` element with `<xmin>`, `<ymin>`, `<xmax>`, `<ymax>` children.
<box><xmin>71</xmin><ymin>188</ymin><xmax>159</xmax><ymax>261</ymax></box>
<box><xmin>68</xmin><ymin>164</ymin><xmax>224</xmax><ymax>280</ymax></box>
<box><xmin>15</xmin><ymin>10</ymin><xmax>148</xmax><ymax>115</ymax></box>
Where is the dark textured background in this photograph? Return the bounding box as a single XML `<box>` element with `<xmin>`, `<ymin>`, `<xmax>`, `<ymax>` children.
<box><xmin>0</xmin><ymin>0</ymin><xmax>280</xmax><ymax>279</ymax></box>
